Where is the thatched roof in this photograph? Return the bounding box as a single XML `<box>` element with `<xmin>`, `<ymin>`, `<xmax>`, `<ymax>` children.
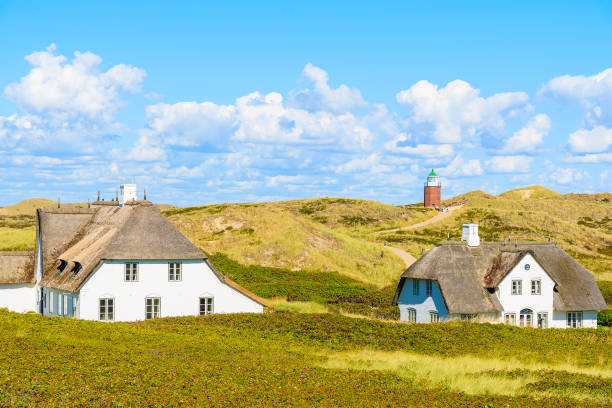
<box><xmin>0</xmin><ymin>251</ymin><xmax>34</xmax><ymax>284</ymax></box>
<box><xmin>392</xmin><ymin>242</ymin><xmax>606</xmax><ymax>313</ymax></box>
<box><xmin>35</xmin><ymin>202</ymin><xmax>267</xmax><ymax>305</ymax></box>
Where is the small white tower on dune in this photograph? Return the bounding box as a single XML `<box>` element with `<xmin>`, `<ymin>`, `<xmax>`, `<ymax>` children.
<box><xmin>119</xmin><ymin>184</ymin><xmax>137</xmax><ymax>205</ymax></box>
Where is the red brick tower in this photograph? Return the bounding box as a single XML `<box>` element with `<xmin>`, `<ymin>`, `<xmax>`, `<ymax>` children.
<box><xmin>424</xmin><ymin>169</ymin><xmax>441</xmax><ymax>208</ymax></box>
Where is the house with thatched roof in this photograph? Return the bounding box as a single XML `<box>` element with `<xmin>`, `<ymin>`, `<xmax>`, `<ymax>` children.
<box><xmin>0</xmin><ymin>251</ymin><xmax>35</xmax><ymax>313</ymax></box>
<box><xmin>14</xmin><ymin>185</ymin><xmax>267</xmax><ymax>321</ymax></box>
<box><xmin>392</xmin><ymin>224</ymin><xmax>606</xmax><ymax>328</ymax></box>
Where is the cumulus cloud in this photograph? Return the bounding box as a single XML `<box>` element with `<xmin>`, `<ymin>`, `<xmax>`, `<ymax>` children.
<box><xmin>549</xmin><ymin>167</ymin><xmax>588</xmax><ymax>185</ymax></box>
<box><xmin>396</xmin><ymin>79</ymin><xmax>529</xmax><ymax>143</ymax></box>
<box><xmin>3</xmin><ymin>44</ymin><xmax>145</xmax><ymax>121</ymax></box>
<box><xmin>486</xmin><ymin>155</ymin><xmax>532</xmax><ymax>173</ymax></box>
<box><xmin>539</xmin><ymin>68</ymin><xmax>612</xmax><ymax>125</ymax></box>
<box><xmin>567</xmin><ymin>126</ymin><xmax>612</xmax><ymax>153</ymax></box>
<box><xmin>501</xmin><ymin>114</ymin><xmax>551</xmax><ymax>153</ymax></box>
<box><xmin>440</xmin><ymin>154</ymin><xmax>483</xmax><ymax>177</ymax></box>
<box><xmin>289</xmin><ymin>63</ymin><xmax>367</xmax><ymax>112</ymax></box>
<box><xmin>384</xmin><ymin>134</ymin><xmax>454</xmax><ymax>158</ymax></box>
<box><xmin>333</xmin><ymin>153</ymin><xmax>393</xmax><ymax>174</ymax></box>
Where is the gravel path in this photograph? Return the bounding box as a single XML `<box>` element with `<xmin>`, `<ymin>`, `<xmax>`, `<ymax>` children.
<box><xmin>377</xmin><ymin>204</ymin><xmax>463</xmax><ymax>234</ymax></box>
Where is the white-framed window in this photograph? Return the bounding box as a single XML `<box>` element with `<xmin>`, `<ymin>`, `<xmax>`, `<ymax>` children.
<box><xmin>426</xmin><ymin>280</ymin><xmax>433</xmax><ymax>297</ymax></box>
<box><xmin>99</xmin><ymin>298</ymin><xmax>114</xmax><ymax>321</ymax></box>
<box><xmin>145</xmin><ymin>297</ymin><xmax>161</xmax><ymax>319</ymax></box>
<box><xmin>49</xmin><ymin>292</ymin><xmax>54</xmax><ymax>314</ymax></box>
<box><xmin>504</xmin><ymin>313</ymin><xmax>516</xmax><ymax>325</ymax></box>
<box><xmin>531</xmin><ymin>279</ymin><xmax>541</xmax><ymax>295</ymax></box>
<box><xmin>63</xmin><ymin>294</ymin><xmax>67</xmax><ymax>316</ymax></box>
<box><xmin>169</xmin><ymin>262</ymin><xmax>182</xmax><ymax>281</ymax></box>
<box><xmin>567</xmin><ymin>311</ymin><xmax>582</xmax><ymax>328</ymax></box>
<box><xmin>125</xmin><ymin>263</ymin><xmax>138</xmax><ymax>281</ymax></box>
<box><xmin>461</xmin><ymin>314</ymin><xmax>476</xmax><ymax>322</ymax></box>
<box><xmin>511</xmin><ymin>280</ymin><xmax>522</xmax><ymax>295</ymax></box>
<box><xmin>537</xmin><ymin>312</ymin><xmax>548</xmax><ymax>328</ymax></box>
<box><xmin>413</xmin><ymin>279</ymin><xmax>419</xmax><ymax>296</ymax></box>
<box><xmin>429</xmin><ymin>311</ymin><xmax>438</xmax><ymax>322</ymax></box>
<box><xmin>519</xmin><ymin>309</ymin><xmax>533</xmax><ymax>327</ymax></box>
<box><xmin>406</xmin><ymin>308</ymin><xmax>416</xmax><ymax>322</ymax></box>
<box><xmin>42</xmin><ymin>292</ymin><xmax>46</xmax><ymax>310</ymax></box>
<box><xmin>199</xmin><ymin>297</ymin><xmax>214</xmax><ymax>316</ymax></box>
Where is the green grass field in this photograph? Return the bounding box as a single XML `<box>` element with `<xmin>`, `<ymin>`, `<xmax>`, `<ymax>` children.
<box><xmin>0</xmin><ymin>310</ymin><xmax>609</xmax><ymax>407</ymax></box>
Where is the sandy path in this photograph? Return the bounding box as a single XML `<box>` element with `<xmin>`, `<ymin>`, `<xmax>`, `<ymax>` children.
<box><xmin>377</xmin><ymin>204</ymin><xmax>463</xmax><ymax>234</ymax></box>
<box><xmin>385</xmin><ymin>245</ymin><xmax>417</xmax><ymax>269</ymax></box>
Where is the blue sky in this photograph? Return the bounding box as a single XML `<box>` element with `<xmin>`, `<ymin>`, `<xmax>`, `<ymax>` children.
<box><xmin>0</xmin><ymin>1</ymin><xmax>611</xmax><ymax>206</ymax></box>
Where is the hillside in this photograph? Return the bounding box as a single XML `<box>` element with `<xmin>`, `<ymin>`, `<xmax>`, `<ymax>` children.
<box><xmin>0</xmin><ymin>310</ymin><xmax>609</xmax><ymax>406</ymax></box>
<box><xmin>1</xmin><ymin>187</ymin><xmax>610</xmax><ymax>284</ymax></box>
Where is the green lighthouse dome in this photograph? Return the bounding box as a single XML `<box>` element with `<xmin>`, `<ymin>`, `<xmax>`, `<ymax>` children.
<box><xmin>428</xmin><ymin>169</ymin><xmax>438</xmax><ymax>177</ymax></box>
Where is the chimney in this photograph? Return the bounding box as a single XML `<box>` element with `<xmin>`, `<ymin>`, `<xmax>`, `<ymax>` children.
<box><xmin>461</xmin><ymin>224</ymin><xmax>480</xmax><ymax>247</ymax></box>
<box><xmin>119</xmin><ymin>184</ymin><xmax>137</xmax><ymax>206</ymax></box>
<box><xmin>144</xmin><ymin>188</ymin><xmax>147</xmax><ymax>201</ymax></box>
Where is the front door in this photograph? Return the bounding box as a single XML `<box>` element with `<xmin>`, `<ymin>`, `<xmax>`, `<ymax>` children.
<box><xmin>519</xmin><ymin>309</ymin><xmax>533</xmax><ymax>327</ymax></box>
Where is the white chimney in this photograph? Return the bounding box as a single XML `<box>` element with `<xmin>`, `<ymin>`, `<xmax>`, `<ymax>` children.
<box><xmin>461</xmin><ymin>224</ymin><xmax>480</xmax><ymax>247</ymax></box>
<box><xmin>119</xmin><ymin>184</ymin><xmax>137</xmax><ymax>205</ymax></box>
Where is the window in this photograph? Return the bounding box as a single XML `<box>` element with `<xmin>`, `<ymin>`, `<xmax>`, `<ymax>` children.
<box><xmin>125</xmin><ymin>263</ymin><xmax>138</xmax><ymax>281</ymax></box>
<box><xmin>406</xmin><ymin>308</ymin><xmax>416</xmax><ymax>322</ymax></box>
<box><xmin>504</xmin><ymin>313</ymin><xmax>516</xmax><ymax>325</ymax></box>
<box><xmin>461</xmin><ymin>314</ymin><xmax>477</xmax><ymax>321</ymax></box>
<box><xmin>429</xmin><ymin>311</ymin><xmax>438</xmax><ymax>322</ymax></box>
<box><xmin>42</xmin><ymin>292</ymin><xmax>46</xmax><ymax>310</ymax></box>
<box><xmin>50</xmin><ymin>292</ymin><xmax>54</xmax><ymax>313</ymax></box>
<box><xmin>145</xmin><ymin>297</ymin><xmax>161</xmax><ymax>319</ymax></box>
<box><xmin>412</xmin><ymin>279</ymin><xmax>419</xmax><ymax>296</ymax></box>
<box><xmin>567</xmin><ymin>312</ymin><xmax>582</xmax><ymax>328</ymax></box>
<box><xmin>199</xmin><ymin>297</ymin><xmax>214</xmax><ymax>316</ymax></box>
<box><xmin>524</xmin><ymin>264</ymin><xmax>530</xmax><ymax>271</ymax></box>
<box><xmin>511</xmin><ymin>280</ymin><xmax>522</xmax><ymax>295</ymax></box>
<box><xmin>531</xmin><ymin>279</ymin><xmax>541</xmax><ymax>295</ymax></box>
<box><xmin>71</xmin><ymin>262</ymin><xmax>82</xmax><ymax>277</ymax></box>
<box><xmin>169</xmin><ymin>263</ymin><xmax>182</xmax><ymax>281</ymax></box>
<box><xmin>63</xmin><ymin>294</ymin><xmax>67</xmax><ymax>316</ymax></box>
<box><xmin>537</xmin><ymin>312</ymin><xmax>548</xmax><ymax>328</ymax></box>
<box><xmin>57</xmin><ymin>260</ymin><xmax>67</xmax><ymax>275</ymax></box>
<box><xmin>519</xmin><ymin>309</ymin><xmax>533</xmax><ymax>327</ymax></box>
<box><xmin>426</xmin><ymin>280</ymin><xmax>433</xmax><ymax>297</ymax></box>
<box><xmin>99</xmin><ymin>298</ymin><xmax>114</xmax><ymax>321</ymax></box>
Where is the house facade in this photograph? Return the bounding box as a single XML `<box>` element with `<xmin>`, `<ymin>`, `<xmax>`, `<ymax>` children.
<box><xmin>1</xmin><ymin>187</ymin><xmax>266</xmax><ymax>321</ymax></box>
<box><xmin>393</xmin><ymin>224</ymin><xmax>606</xmax><ymax>328</ymax></box>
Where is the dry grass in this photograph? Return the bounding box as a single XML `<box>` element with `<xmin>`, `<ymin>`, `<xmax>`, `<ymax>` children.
<box><xmin>322</xmin><ymin>349</ymin><xmax>612</xmax><ymax>402</ymax></box>
<box><xmin>0</xmin><ymin>227</ymin><xmax>35</xmax><ymax>251</ymax></box>
<box><xmin>268</xmin><ymin>298</ymin><xmax>331</xmax><ymax>313</ymax></box>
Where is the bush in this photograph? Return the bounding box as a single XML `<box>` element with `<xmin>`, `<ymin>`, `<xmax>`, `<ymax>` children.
<box><xmin>598</xmin><ymin>309</ymin><xmax>612</xmax><ymax>327</ymax></box>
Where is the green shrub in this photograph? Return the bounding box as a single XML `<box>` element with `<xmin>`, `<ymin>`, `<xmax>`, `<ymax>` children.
<box><xmin>598</xmin><ymin>309</ymin><xmax>612</xmax><ymax>327</ymax></box>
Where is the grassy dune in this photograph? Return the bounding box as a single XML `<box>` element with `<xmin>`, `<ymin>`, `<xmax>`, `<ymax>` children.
<box><xmin>0</xmin><ymin>310</ymin><xmax>609</xmax><ymax>407</ymax></box>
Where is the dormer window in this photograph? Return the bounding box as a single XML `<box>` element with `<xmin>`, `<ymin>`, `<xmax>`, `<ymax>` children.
<box><xmin>57</xmin><ymin>260</ymin><xmax>68</xmax><ymax>275</ymax></box>
<box><xmin>71</xmin><ymin>262</ymin><xmax>82</xmax><ymax>277</ymax></box>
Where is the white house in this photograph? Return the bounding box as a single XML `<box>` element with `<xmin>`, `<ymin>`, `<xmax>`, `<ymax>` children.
<box><xmin>393</xmin><ymin>224</ymin><xmax>606</xmax><ymax>328</ymax></box>
<box><xmin>0</xmin><ymin>251</ymin><xmax>36</xmax><ymax>313</ymax></box>
<box><xmin>26</xmin><ymin>187</ymin><xmax>266</xmax><ymax>321</ymax></box>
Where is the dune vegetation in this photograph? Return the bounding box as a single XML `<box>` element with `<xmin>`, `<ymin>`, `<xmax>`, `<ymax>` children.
<box><xmin>0</xmin><ymin>310</ymin><xmax>610</xmax><ymax>407</ymax></box>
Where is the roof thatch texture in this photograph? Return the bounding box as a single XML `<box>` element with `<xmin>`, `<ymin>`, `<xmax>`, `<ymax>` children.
<box><xmin>35</xmin><ymin>202</ymin><xmax>267</xmax><ymax>306</ymax></box>
<box><xmin>393</xmin><ymin>242</ymin><xmax>606</xmax><ymax>313</ymax></box>
<box><xmin>38</xmin><ymin>202</ymin><xmax>205</xmax><ymax>292</ymax></box>
<box><xmin>0</xmin><ymin>251</ymin><xmax>34</xmax><ymax>284</ymax></box>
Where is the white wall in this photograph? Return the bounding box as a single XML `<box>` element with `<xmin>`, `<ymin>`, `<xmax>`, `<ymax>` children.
<box><xmin>497</xmin><ymin>253</ymin><xmax>555</xmax><ymax>327</ymax></box>
<box><xmin>0</xmin><ymin>284</ymin><xmax>37</xmax><ymax>313</ymax></box>
<box><xmin>551</xmin><ymin>311</ymin><xmax>598</xmax><ymax>329</ymax></box>
<box><xmin>397</xmin><ymin>279</ymin><xmax>448</xmax><ymax>322</ymax></box>
<box><xmin>77</xmin><ymin>259</ymin><xmax>263</xmax><ymax>321</ymax></box>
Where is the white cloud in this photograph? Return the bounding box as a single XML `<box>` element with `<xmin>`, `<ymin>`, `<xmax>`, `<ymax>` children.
<box><xmin>396</xmin><ymin>79</ymin><xmax>529</xmax><ymax>143</ymax></box>
<box><xmin>384</xmin><ymin>134</ymin><xmax>454</xmax><ymax>157</ymax></box>
<box><xmin>333</xmin><ymin>153</ymin><xmax>393</xmax><ymax>174</ymax></box>
<box><xmin>289</xmin><ymin>63</ymin><xmax>367</xmax><ymax>112</ymax></box>
<box><xmin>567</xmin><ymin>126</ymin><xmax>612</xmax><ymax>153</ymax></box>
<box><xmin>440</xmin><ymin>154</ymin><xmax>483</xmax><ymax>177</ymax></box>
<box><xmin>3</xmin><ymin>44</ymin><xmax>145</xmax><ymax>121</ymax></box>
<box><xmin>539</xmin><ymin>68</ymin><xmax>612</xmax><ymax>125</ymax></box>
<box><xmin>549</xmin><ymin>167</ymin><xmax>588</xmax><ymax>185</ymax></box>
<box><xmin>501</xmin><ymin>114</ymin><xmax>551</xmax><ymax>153</ymax></box>
<box><xmin>265</xmin><ymin>174</ymin><xmax>308</xmax><ymax>187</ymax></box>
<box><xmin>486</xmin><ymin>155</ymin><xmax>532</xmax><ymax>173</ymax></box>
<box><xmin>565</xmin><ymin>152</ymin><xmax>612</xmax><ymax>163</ymax></box>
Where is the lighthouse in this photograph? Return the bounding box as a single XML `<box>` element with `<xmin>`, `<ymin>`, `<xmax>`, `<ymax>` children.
<box><xmin>424</xmin><ymin>169</ymin><xmax>441</xmax><ymax>208</ymax></box>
